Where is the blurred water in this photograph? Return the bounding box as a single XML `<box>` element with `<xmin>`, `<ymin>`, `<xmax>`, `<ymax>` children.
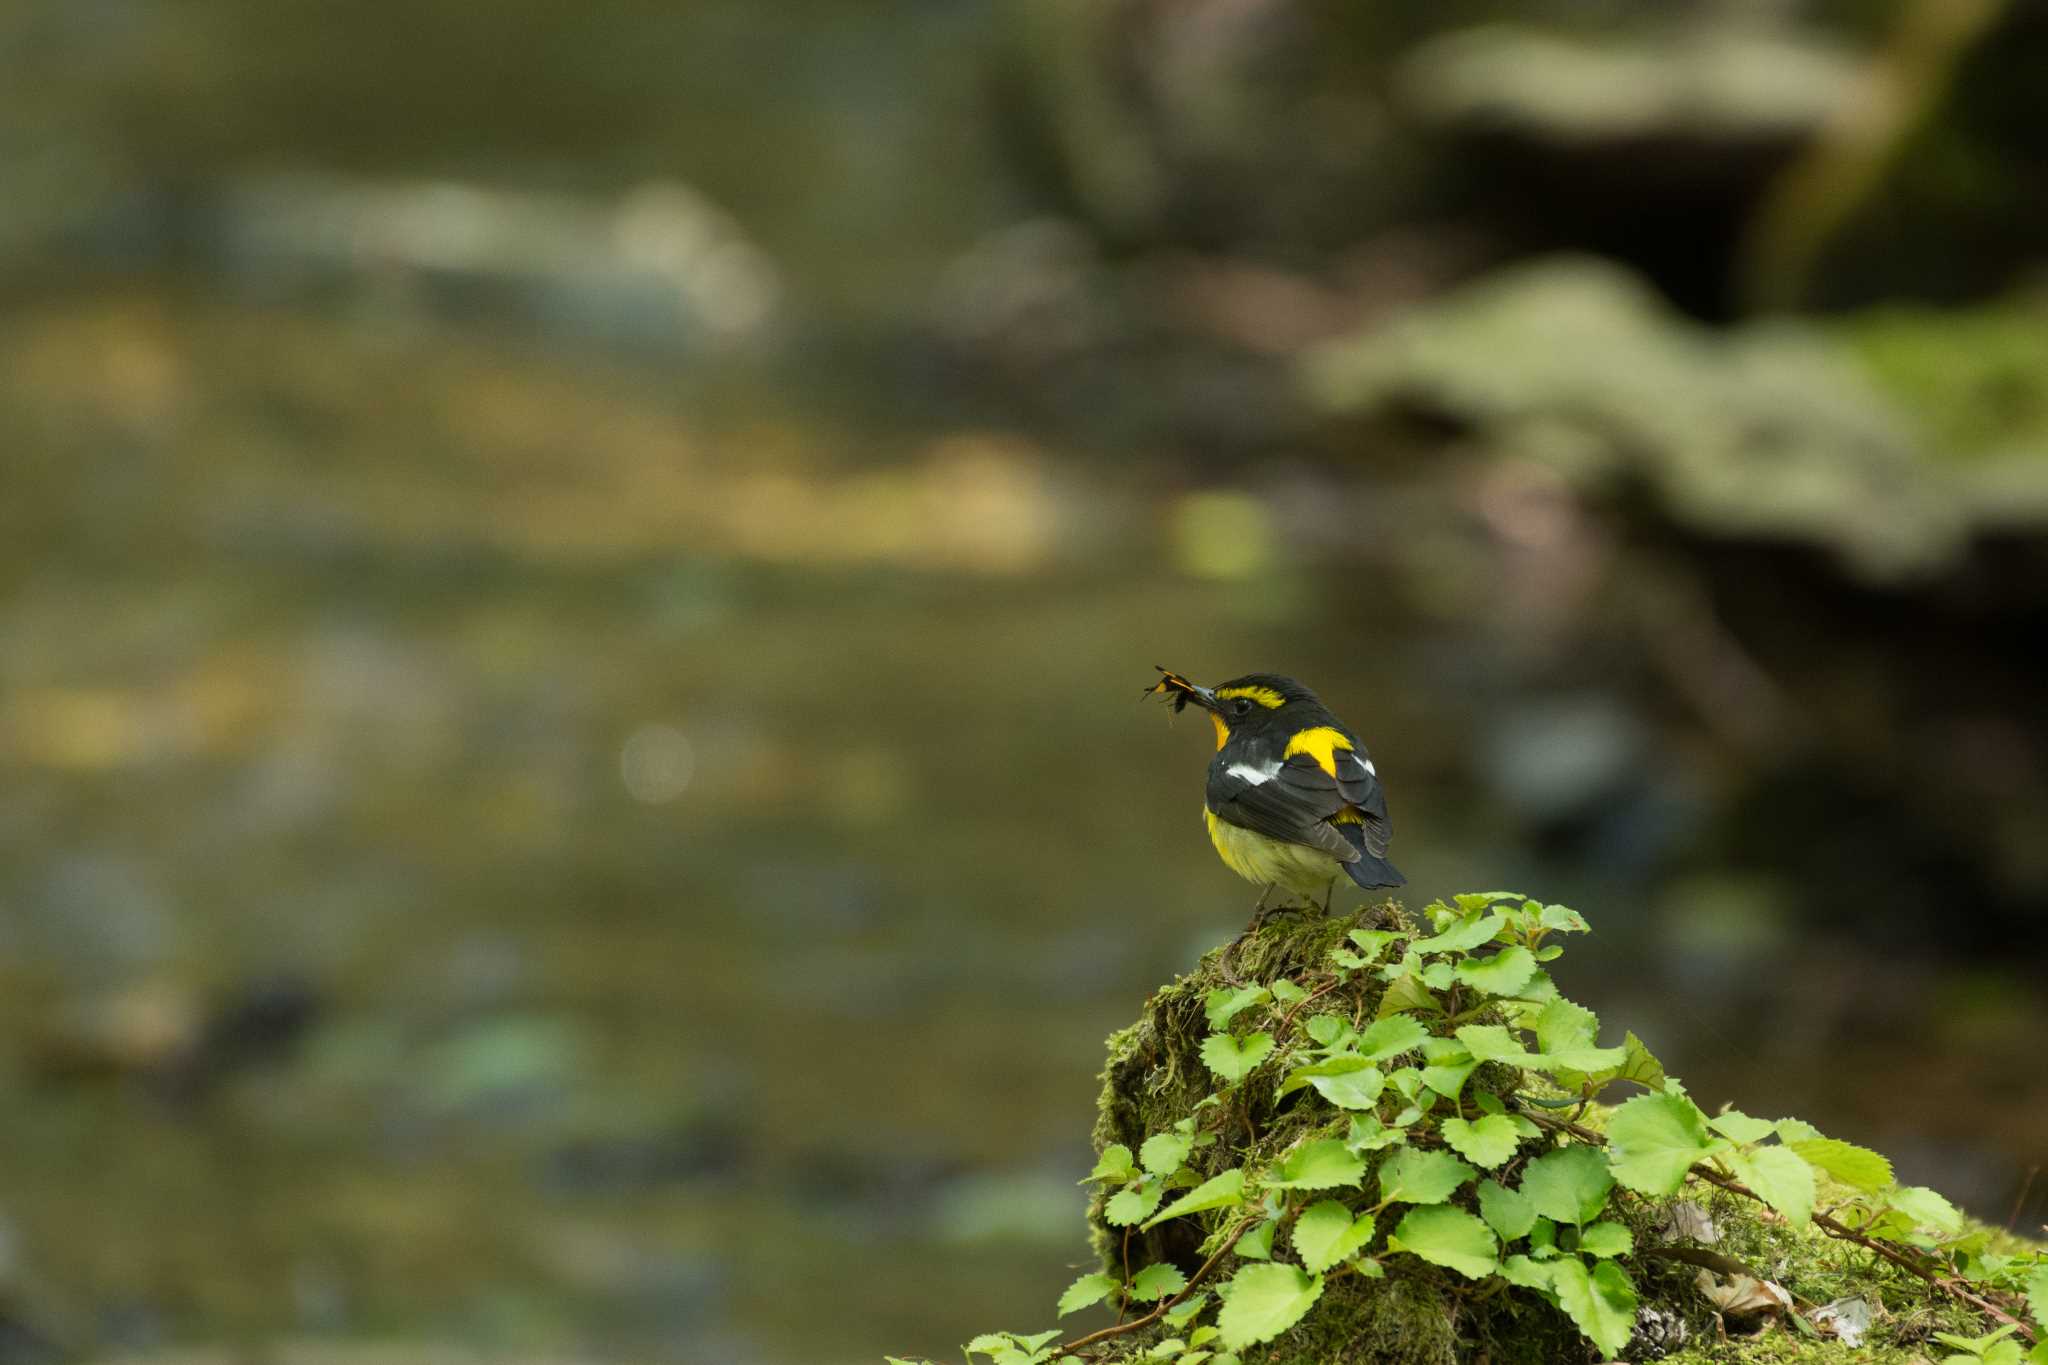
<box><xmin>3</xmin><ymin>3</ymin><xmax>2046</xmax><ymax>1362</ymax></box>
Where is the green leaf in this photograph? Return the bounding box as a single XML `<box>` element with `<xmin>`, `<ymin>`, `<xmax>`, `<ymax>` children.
<box><xmin>1542</xmin><ymin>1044</ymin><xmax>1628</xmax><ymax>1072</ymax></box>
<box><xmin>1413</xmin><ymin>911</ymin><xmax>1508</xmax><ymax>955</ymax></box>
<box><xmin>1519</xmin><ymin>1144</ymin><xmax>1615</xmax><ymax>1226</ymax></box>
<box><xmin>1577</xmin><ymin>1221</ymin><xmax>1633</xmax><ymax>1258</ymax></box>
<box><xmin>1132</xmin><ymin>1263</ymin><xmax>1189</xmax><ymax>1301</ymax></box>
<box><xmin>1378</xmin><ymin>1147</ymin><xmax>1477</xmax><ymax>1206</ymax></box>
<box><xmin>1269</xmin><ymin>979</ymin><xmax>1307</xmax><ymax>1005</ymax></box>
<box><xmin>1786</xmin><ymin>1137</ymin><xmax>1892</xmax><ymax>1192</ymax></box>
<box><xmin>1279</xmin><ymin>1054</ymin><xmax>1377</xmax><ymax>1096</ymax></box>
<box><xmin>1216</xmin><ymin>1264</ymin><xmax>1324</xmax><ymax>1351</ymax></box>
<box><xmin>1270</xmin><ymin>1139</ymin><xmax>1367</xmax><ymax>1191</ymax></box>
<box><xmin>1388</xmin><ymin>1205</ymin><xmax>1500</xmax><ymax>1279</ymax></box>
<box><xmin>1356</xmin><ymin>1014</ymin><xmax>1431</xmax><ymax>1061</ymax></box>
<box><xmin>1201</xmin><ymin>1032</ymin><xmax>1274</xmax><ymax>1084</ymax></box>
<box><xmin>1344</xmin><ymin>1113</ymin><xmax>1405</xmax><ymax>1152</ymax></box>
<box><xmin>1498</xmin><ymin>1253</ymin><xmax>1553</xmax><ymax>1290</ymax></box>
<box><xmin>2026</xmin><ymin>1263</ymin><xmax>2048</xmax><ymax>1332</ymax></box>
<box><xmin>1605</xmin><ymin>1091</ymin><xmax>1724</xmax><ymax>1195</ymax></box>
<box><xmin>1456</xmin><ymin>947</ymin><xmax>1538</xmax><ymax>996</ymax></box>
<box><xmin>1420</xmin><ymin>1062</ymin><xmax>1478</xmax><ymax>1101</ymax></box>
<box><xmin>1303</xmin><ymin>1015</ymin><xmax>1349</xmax><ymax>1048</ymax></box>
<box><xmin>1727</xmin><ymin>1145</ymin><xmax>1815</xmax><ymax>1228</ymax></box>
<box><xmin>1309</xmin><ymin>1067</ymin><xmax>1387</xmax><ymax>1110</ymax></box>
<box><xmin>1613</xmin><ymin>1032</ymin><xmax>1666</xmax><ymax>1088</ymax></box>
<box><xmin>1205</xmin><ymin>985</ymin><xmax>1270</xmax><ymax>1030</ymax></box>
<box><xmin>1057</xmin><ymin>1272</ymin><xmax>1118</xmax><ymax>1316</ymax></box>
<box><xmin>1348</xmin><ymin>928</ymin><xmax>1402</xmax><ymax>961</ymax></box>
<box><xmin>1477</xmin><ymin>1179</ymin><xmax>1537</xmax><ymax>1241</ymax></box>
<box><xmin>1086</xmin><ymin>1145</ymin><xmax>1136</xmax><ymax>1184</ymax></box>
<box><xmin>1453</xmin><ymin>1025</ymin><xmax>1530</xmax><ymax>1064</ymax></box>
<box><xmin>1164</xmin><ymin>1293</ymin><xmax>1210</xmax><ymax>1326</ymax></box>
<box><xmin>1378</xmin><ymin>973</ymin><xmax>1439</xmax><ymax>1017</ymax></box>
<box><xmin>1236</xmin><ymin>1217</ymin><xmax>1278</xmax><ymax>1260</ymax></box>
<box><xmin>1549</xmin><ymin>1257</ymin><xmax>1639</xmax><ymax>1357</ymax></box>
<box><xmin>1292</xmin><ymin>1200</ymin><xmax>1376</xmax><ymax>1274</ymax></box>
<box><xmin>1142</xmin><ymin>1168</ymin><xmax>1245</xmax><ymax>1229</ymax></box>
<box><xmin>1106</xmin><ymin>1182</ymin><xmax>1166</xmax><ymax>1226</ymax></box>
<box><xmin>1708</xmin><ymin>1110</ymin><xmax>1776</xmax><ymax>1146</ymax></box>
<box><xmin>1885</xmin><ymin>1185</ymin><xmax>1964</xmax><ymax>1236</ymax></box>
<box><xmin>1535</xmin><ymin>997</ymin><xmax>1599</xmax><ymax>1054</ymax></box>
<box><xmin>1441</xmin><ymin>1114</ymin><xmax>1521</xmax><ymax>1169</ymax></box>
<box><xmin>1141</xmin><ymin>1133</ymin><xmax>1196</xmax><ymax>1177</ymax></box>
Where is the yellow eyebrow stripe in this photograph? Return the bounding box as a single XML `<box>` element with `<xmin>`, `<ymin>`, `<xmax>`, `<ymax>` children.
<box><xmin>1215</xmin><ymin>685</ymin><xmax>1285</xmax><ymax>710</ymax></box>
<box><xmin>1283</xmin><ymin>726</ymin><xmax>1353</xmax><ymax>778</ymax></box>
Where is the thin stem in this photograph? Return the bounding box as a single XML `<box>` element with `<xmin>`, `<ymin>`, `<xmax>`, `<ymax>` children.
<box><xmin>1062</xmin><ymin>1216</ymin><xmax>1256</xmax><ymax>1355</ymax></box>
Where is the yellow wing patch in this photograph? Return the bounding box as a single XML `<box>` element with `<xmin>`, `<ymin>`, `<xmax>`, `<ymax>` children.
<box><xmin>1283</xmin><ymin>725</ymin><xmax>1353</xmax><ymax>778</ymax></box>
<box><xmin>1215</xmin><ymin>684</ymin><xmax>1286</xmax><ymax>710</ymax></box>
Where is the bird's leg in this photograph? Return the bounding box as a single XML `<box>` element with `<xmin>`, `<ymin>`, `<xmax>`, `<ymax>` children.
<box><xmin>1321</xmin><ymin>879</ymin><xmax>1335</xmax><ymax>915</ymax></box>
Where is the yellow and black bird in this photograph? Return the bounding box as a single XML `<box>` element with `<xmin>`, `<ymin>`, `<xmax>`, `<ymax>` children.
<box><xmin>1148</xmin><ymin>668</ymin><xmax>1403</xmax><ymax>921</ymax></box>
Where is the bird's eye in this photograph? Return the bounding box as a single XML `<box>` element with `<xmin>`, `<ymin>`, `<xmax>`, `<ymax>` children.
<box><xmin>1232</xmin><ymin>698</ymin><xmax>1253</xmax><ymax>718</ymax></box>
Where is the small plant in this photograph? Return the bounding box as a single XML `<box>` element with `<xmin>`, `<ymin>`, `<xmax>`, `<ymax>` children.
<box><xmin>896</xmin><ymin>893</ymin><xmax>2048</xmax><ymax>1363</ymax></box>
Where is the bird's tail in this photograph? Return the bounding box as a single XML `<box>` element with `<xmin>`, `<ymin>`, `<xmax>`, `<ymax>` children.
<box><xmin>1343</xmin><ymin>853</ymin><xmax>1404</xmax><ymax>890</ymax></box>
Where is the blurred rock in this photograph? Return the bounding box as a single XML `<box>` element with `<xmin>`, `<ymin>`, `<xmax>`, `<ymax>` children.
<box><xmin>29</xmin><ymin>974</ymin><xmax>321</xmax><ymax>1099</ymax></box>
<box><xmin>209</xmin><ymin>174</ymin><xmax>779</xmax><ymax>352</ymax></box>
<box><xmin>1303</xmin><ymin>256</ymin><xmax>2048</xmax><ymax>582</ymax></box>
<box><xmin>1397</xmin><ymin>25</ymin><xmax>1854</xmax><ymax>146</ymax></box>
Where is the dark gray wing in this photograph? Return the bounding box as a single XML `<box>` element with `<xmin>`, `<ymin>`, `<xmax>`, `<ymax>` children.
<box><xmin>1332</xmin><ymin>747</ymin><xmax>1392</xmax><ymax>857</ymax></box>
<box><xmin>1206</xmin><ymin>755</ymin><xmax>1359</xmax><ymax>863</ymax></box>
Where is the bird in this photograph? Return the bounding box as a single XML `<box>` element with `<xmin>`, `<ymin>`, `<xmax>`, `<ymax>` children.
<box><xmin>1147</xmin><ymin>668</ymin><xmax>1403</xmax><ymax>929</ymax></box>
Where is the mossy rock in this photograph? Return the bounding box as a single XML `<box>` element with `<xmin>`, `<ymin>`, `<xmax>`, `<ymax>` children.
<box><xmin>1072</xmin><ymin>900</ymin><xmax>2041</xmax><ymax>1364</ymax></box>
<box><xmin>1300</xmin><ymin>258</ymin><xmax>2048</xmax><ymax>584</ymax></box>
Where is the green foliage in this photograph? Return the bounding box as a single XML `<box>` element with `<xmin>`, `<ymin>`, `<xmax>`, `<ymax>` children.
<box><xmin>1200</xmin><ymin>1031</ymin><xmax>1273</xmax><ymax>1084</ymax></box>
<box><xmin>1439</xmin><ymin>1114</ymin><xmax>1519</xmax><ymax>1169</ymax></box>
<box><xmin>1376</xmin><ymin>1147</ymin><xmax>1474</xmax><ymax>1206</ymax></box>
<box><xmin>1057</xmin><ymin>1272</ymin><xmax>1118</xmax><ymax>1316</ymax></box>
<box><xmin>1142</xmin><ymin>1168</ymin><xmax>1244</xmax><ymax>1230</ymax></box>
<box><xmin>1132</xmin><ymin>1263</ymin><xmax>1188</xmax><ymax>1301</ymax></box>
<box><xmin>1477</xmin><ymin>1178</ymin><xmax>1536</xmax><ymax>1241</ymax></box>
<box><xmin>1290</xmin><ymin>1201</ymin><xmax>1374</xmax><ymax>1275</ymax></box>
<box><xmin>1547</xmin><ymin>1256</ymin><xmax>1639</xmax><ymax>1357</ymax></box>
<box><xmin>1387</xmin><ymin>1205</ymin><xmax>1499</xmax><ymax>1279</ymax></box>
<box><xmin>917</xmin><ymin>891</ymin><xmax>2047</xmax><ymax>1365</ymax></box>
<box><xmin>1267</xmin><ymin>1139</ymin><xmax>1365</xmax><ymax>1191</ymax></box>
<box><xmin>1520</xmin><ymin>1143</ymin><xmax>1613</xmax><ymax>1226</ymax></box>
<box><xmin>1727</xmin><ymin>1143</ymin><xmax>1816</xmax><ymax>1229</ymax></box>
<box><xmin>1787</xmin><ymin>1135</ymin><xmax>1893</xmax><ymax>1191</ymax></box>
<box><xmin>1215</xmin><ymin>1263</ymin><xmax>1323</xmax><ymax>1350</ymax></box>
<box><xmin>1605</xmin><ymin>1090</ymin><xmax>1724</xmax><ymax>1195</ymax></box>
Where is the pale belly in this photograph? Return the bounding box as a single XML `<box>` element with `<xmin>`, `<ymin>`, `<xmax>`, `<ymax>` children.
<box><xmin>1204</xmin><ymin>807</ymin><xmax>1344</xmax><ymax>894</ymax></box>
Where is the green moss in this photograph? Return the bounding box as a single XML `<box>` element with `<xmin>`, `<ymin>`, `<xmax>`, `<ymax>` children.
<box><xmin>1072</xmin><ymin>900</ymin><xmax>2042</xmax><ymax>1364</ymax></box>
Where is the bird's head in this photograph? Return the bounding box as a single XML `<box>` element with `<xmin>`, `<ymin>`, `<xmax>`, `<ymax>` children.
<box><xmin>1146</xmin><ymin>668</ymin><xmax>1321</xmax><ymax>750</ymax></box>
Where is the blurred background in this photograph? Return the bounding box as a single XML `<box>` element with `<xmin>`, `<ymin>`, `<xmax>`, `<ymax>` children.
<box><xmin>3</xmin><ymin>0</ymin><xmax>2046</xmax><ymax>1361</ymax></box>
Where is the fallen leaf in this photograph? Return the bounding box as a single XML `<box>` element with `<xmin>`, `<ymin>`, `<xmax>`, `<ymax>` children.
<box><xmin>1695</xmin><ymin>1269</ymin><xmax>1793</xmax><ymax>1321</ymax></box>
<box><xmin>1810</xmin><ymin>1296</ymin><xmax>1874</xmax><ymax>1347</ymax></box>
<box><xmin>1660</xmin><ymin>1200</ymin><xmax>1718</xmax><ymax>1243</ymax></box>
